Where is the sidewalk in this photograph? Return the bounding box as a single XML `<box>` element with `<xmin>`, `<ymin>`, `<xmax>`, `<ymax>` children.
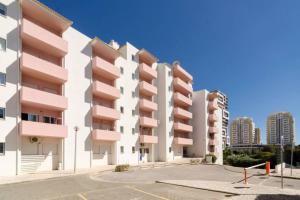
<box><xmin>157</xmin><ymin>180</ymin><xmax>300</xmax><ymax>196</ymax></box>
<box><xmin>0</xmin><ymin>158</ymin><xmax>193</xmax><ymax>185</ymax></box>
<box><xmin>272</xmin><ymin>168</ymin><xmax>300</xmax><ymax>180</ymax></box>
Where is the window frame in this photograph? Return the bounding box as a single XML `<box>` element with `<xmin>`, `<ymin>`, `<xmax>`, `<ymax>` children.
<box><xmin>0</xmin><ymin>3</ymin><xmax>7</xmax><ymax>16</ymax></box>
<box><xmin>120</xmin><ymin>126</ymin><xmax>124</xmax><ymax>133</ymax></box>
<box><xmin>0</xmin><ymin>107</ymin><xmax>5</xmax><ymax>119</ymax></box>
<box><xmin>120</xmin><ymin>146</ymin><xmax>124</xmax><ymax>154</ymax></box>
<box><xmin>0</xmin><ymin>142</ymin><xmax>5</xmax><ymax>155</ymax></box>
<box><xmin>0</xmin><ymin>72</ymin><xmax>6</xmax><ymax>86</ymax></box>
<box><xmin>0</xmin><ymin>37</ymin><xmax>6</xmax><ymax>51</ymax></box>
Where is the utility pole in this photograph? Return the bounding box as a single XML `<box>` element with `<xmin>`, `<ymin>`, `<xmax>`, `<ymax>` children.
<box><xmin>280</xmin><ymin>135</ymin><xmax>284</xmax><ymax>189</ymax></box>
<box><xmin>291</xmin><ymin>138</ymin><xmax>294</xmax><ymax>176</ymax></box>
<box><xmin>74</xmin><ymin>126</ymin><xmax>79</xmax><ymax>173</ymax></box>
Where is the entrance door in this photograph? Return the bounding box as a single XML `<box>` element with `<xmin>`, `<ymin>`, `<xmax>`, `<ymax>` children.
<box><xmin>139</xmin><ymin>148</ymin><xmax>149</xmax><ymax>163</ymax></box>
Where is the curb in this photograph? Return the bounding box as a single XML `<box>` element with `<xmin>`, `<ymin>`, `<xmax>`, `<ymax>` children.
<box><xmin>155</xmin><ymin>181</ymin><xmax>239</xmax><ymax>195</ymax></box>
<box><xmin>271</xmin><ymin>174</ymin><xmax>300</xmax><ymax>180</ymax></box>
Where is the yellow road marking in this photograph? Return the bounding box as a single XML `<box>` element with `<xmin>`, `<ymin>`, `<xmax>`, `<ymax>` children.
<box><xmin>77</xmin><ymin>193</ymin><xmax>88</xmax><ymax>200</ymax></box>
<box><xmin>125</xmin><ymin>185</ymin><xmax>170</xmax><ymax>200</ymax></box>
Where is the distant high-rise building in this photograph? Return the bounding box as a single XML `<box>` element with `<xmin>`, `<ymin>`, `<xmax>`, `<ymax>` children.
<box><xmin>230</xmin><ymin>117</ymin><xmax>255</xmax><ymax>145</ymax></box>
<box><xmin>267</xmin><ymin>112</ymin><xmax>295</xmax><ymax>145</ymax></box>
<box><xmin>254</xmin><ymin>128</ymin><xmax>261</xmax><ymax>144</ymax></box>
<box><xmin>211</xmin><ymin>90</ymin><xmax>229</xmax><ymax>148</ymax></box>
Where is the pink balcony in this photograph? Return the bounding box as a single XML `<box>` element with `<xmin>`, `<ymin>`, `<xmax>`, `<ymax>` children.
<box><xmin>20</xmin><ymin>121</ymin><xmax>67</xmax><ymax>138</ymax></box>
<box><xmin>208</xmin><ymin>92</ymin><xmax>218</xmax><ymax>101</ymax></box>
<box><xmin>173</xmin><ymin>92</ymin><xmax>192</xmax><ymax>107</ymax></box>
<box><xmin>139</xmin><ymin>99</ymin><xmax>157</xmax><ymax>112</ymax></box>
<box><xmin>174</xmin><ymin>137</ymin><xmax>193</xmax><ymax>146</ymax></box>
<box><xmin>174</xmin><ymin>107</ymin><xmax>192</xmax><ymax>119</ymax></box>
<box><xmin>139</xmin><ymin>135</ymin><xmax>158</xmax><ymax>144</ymax></box>
<box><xmin>209</xmin><ymin>127</ymin><xmax>218</xmax><ymax>133</ymax></box>
<box><xmin>208</xmin><ymin>100</ymin><xmax>218</xmax><ymax>111</ymax></box>
<box><xmin>92</xmin><ymin>129</ymin><xmax>121</xmax><ymax>142</ymax></box>
<box><xmin>139</xmin><ymin>63</ymin><xmax>157</xmax><ymax>80</ymax></box>
<box><xmin>173</xmin><ymin>63</ymin><xmax>193</xmax><ymax>82</ymax></box>
<box><xmin>92</xmin><ymin>81</ymin><xmax>120</xmax><ymax>100</ymax></box>
<box><xmin>208</xmin><ymin>114</ymin><xmax>218</xmax><ymax>122</ymax></box>
<box><xmin>21</xmin><ymin>18</ymin><xmax>68</xmax><ymax>57</ymax></box>
<box><xmin>21</xmin><ymin>86</ymin><xmax>67</xmax><ymax>111</ymax></box>
<box><xmin>174</xmin><ymin>122</ymin><xmax>193</xmax><ymax>132</ymax></box>
<box><xmin>173</xmin><ymin>77</ymin><xmax>192</xmax><ymax>95</ymax></box>
<box><xmin>92</xmin><ymin>56</ymin><xmax>120</xmax><ymax>80</ymax></box>
<box><xmin>209</xmin><ymin>139</ymin><xmax>216</xmax><ymax>146</ymax></box>
<box><xmin>92</xmin><ymin>105</ymin><xmax>120</xmax><ymax>121</ymax></box>
<box><xmin>139</xmin><ymin>81</ymin><xmax>157</xmax><ymax>96</ymax></box>
<box><xmin>140</xmin><ymin>116</ymin><xmax>158</xmax><ymax>128</ymax></box>
<box><xmin>21</xmin><ymin>52</ymin><xmax>67</xmax><ymax>84</ymax></box>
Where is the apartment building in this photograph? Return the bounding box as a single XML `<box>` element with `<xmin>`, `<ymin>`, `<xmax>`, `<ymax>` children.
<box><xmin>188</xmin><ymin>90</ymin><xmax>223</xmax><ymax>165</ymax></box>
<box><xmin>254</xmin><ymin>128</ymin><xmax>261</xmax><ymax>144</ymax></box>
<box><xmin>0</xmin><ymin>0</ymin><xmax>198</xmax><ymax>176</ymax></box>
<box><xmin>267</xmin><ymin>112</ymin><xmax>295</xmax><ymax>145</ymax></box>
<box><xmin>230</xmin><ymin>117</ymin><xmax>255</xmax><ymax>145</ymax></box>
<box><xmin>211</xmin><ymin>90</ymin><xmax>229</xmax><ymax>149</ymax></box>
<box><xmin>157</xmin><ymin>62</ymin><xmax>193</xmax><ymax>161</ymax></box>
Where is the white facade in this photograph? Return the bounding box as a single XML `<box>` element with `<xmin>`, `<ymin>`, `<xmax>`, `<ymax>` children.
<box><xmin>230</xmin><ymin>117</ymin><xmax>255</xmax><ymax>145</ymax></box>
<box><xmin>188</xmin><ymin>90</ymin><xmax>223</xmax><ymax>165</ymax></box>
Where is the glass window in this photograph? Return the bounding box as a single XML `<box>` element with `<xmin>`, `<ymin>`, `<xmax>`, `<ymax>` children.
<box><xmin>120</xmin><ymin>87</ymin><xmax>124</xmax><ymax>94</ymax></box>
<box><xmin>0</xmin><ymin>107</ymin><xmax>5</xmax><ymax>119</ymax></box>
<box><xmin>0</xmin><ymin>143</ymin><xmax>5</xmax><ymax>155</ymax></box>
<box><xmin>132</xmin><ymin>110</ymin><xmax>135</xmax><ymax>116</ymax></box>
<box><xmin>120</xmin><ymin>106</ymin><xmax>124</xmax><ymax>113</ymax></box>
<box><xmin>169</xmin><ymin>147</ymin><xmax>172</xmax><ymax>153</ymax></box>
<box><xmin>131</xmin><ymin>55</ymin><xmax>135</xmax><ymax>61</ymax></box>
<box><xmin>132</xmin><ymin>91</ymin><xmax>135</xmax><ymax>98</ymax></box>
<box><xmin>168</xmin><ymin>86</ymin><xmax>172</xmax><ymax>91</ymax></box>
<box><xmin>120</xmin><ymin>146</ymin><xmax>124</xmax><ymax>153</ymax></box>
<box><xmin>132</xmin><ymin>128</ymin><xmax>135</xmax><ymax>135</ymax></box>
<box><xmin>0</xmin><ymin>38</ymin><xmax>6</xmax><ymax>51</ymax></box>
<box><xmin>120</xmin><ymin>67</ymin><xmax>124</xmax><ymax>74</ymax></box>
<box><xmin>43</xmin><ymin>116</ymin><xmax>56</xmax><ymax>124</ymax></box>
<box><xmin>0</xmin><ymin>73</ymin><xmax>6</xmax><ymax>85</ymax></box>
<box><xmin>0</xmin><ymin>3</ymin><xmax>6</xmax><ymax>16</ymax></box>
<box><xmin>132</xmin><ymin>73</ymin><xmax>135</xmax><ymax>80</ymax></box>
<box><xmin>120</xmin><ymin>126</ymin><xmax>124</xmax><ymax>133</ymax></box>
<box><xmin>132</xmin><ymin>146</ymin><xmax>135</xmax><ymax>153</ymax></box>
<box><xmin>21</xmin><ymin>113</ymin><xmax>38</xmax><ymax>122</ymax></box>
<box><xmin>168</xmin><ymin>71</ymin><xmax>172</xmax><ymax>77</ymax></box>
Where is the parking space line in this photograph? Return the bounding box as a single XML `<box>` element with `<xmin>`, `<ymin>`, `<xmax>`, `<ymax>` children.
<box><xmin>125</xmin><ymin>186</ymin><xmax>170</xmax><ymax>200</ymax></box>
<box><xmin>77</xmin><ymin>193</ymin><xmax>88</xmax><ymax>200</ymax></box>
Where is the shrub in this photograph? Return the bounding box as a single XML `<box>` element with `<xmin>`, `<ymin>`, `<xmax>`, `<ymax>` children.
<box><xmin>205</xmin><ymin>154</ymin><xmax>217</xmax><ymax>163</ymax></box>
<box><xmin>115</xmin><ymin>164</ymin><xmax>130</xmax><ymax>172</ymax></box>
<box><xmin>226</xmin><ymin>154</ymin><xmax>261</xmax><ymax>168</ymax></box>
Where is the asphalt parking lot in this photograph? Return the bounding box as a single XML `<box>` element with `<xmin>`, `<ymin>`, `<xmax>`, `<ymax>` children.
<box><xmin>0</xmin><ymin>164</ymin><xmax>299</xmax><ymax>200</ymax></box>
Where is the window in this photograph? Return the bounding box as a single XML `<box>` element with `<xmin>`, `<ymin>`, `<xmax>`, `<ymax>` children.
<box><xmin>0</xmin><ymin>73</ymin><xmax>6</xmax><ymax>85</ymax></box>
<box><xmin>21</xmin><ymin>113</ymin><xmax>38</xmax><ymax>122</ymax></box>
<box><xmin>0</xmin><ymin>38</ymin><xmax>6</xmax><ymax>51</ymax></box>
<box><xmin>168</xmin><ymin>71</ymin><xmax>172</xmax><ymax>77</ymax></box>
<box><xmin>132</xmin><ymin>146</ymin><xmax>135</xmax><ymax>154</ymax></box>
<box><xmin>0</xmin><ymin>3</ymin><xmax>6</xmax><ymax>16</ymax></box>
<box><xmin>120</xmin><ymin>87</ymin><xmax>124</xmax><ymax>94</ymax></box>
<box><xmin>0</xmin><ymin>107</ymin><xmax>5</xmax><ymax>119</ymax></box>
<box><xmin>132</xmin><ymin>110</ymin><xmax>135</xmax><ymax>116</ymax></box>
<box><xmin>132</xmin><ymin>128</ymin><xmax>135</xmax><ymax>135</ymax></box>
<box><xmin>120</xmin><ymin>106</ymin><xmax>124</xmax><ymax>113</ymax></box>
<box><xmin>120</xmin><ymin>126</ymin><xmax>124</xmax><ymax>133</ymax></box>
<box><xmin>169</xmin><ymin>147</ymin><xmax>172</xmax><ymax>153</ymax></box>
<box><xmin>131</xmin><ymin>55</ymin><xmax>135</xmax><ymax>61</ymax></box>
<box><xmin>43</xmin><ymin>116</ymin><xmax>57</xmax><ymax>124</ymax></box>
<box><xmin>168</xmin><ymin>86</ymin><xmax>172</xmax><ymax>91</ymax></box>
<box><xmin>132</xmin><ymin>73</ymin><xmax>135</xmax><ymax>80</ymax></box>
<box><xmin>132</xmin><ymin>91</ymin><xmax>135</xmax><ymax>98</ymax></box>
<box><xmin>169</xmin><ymin>116</ymin><xmax>172</xmax><ymax>122</ymax></box>
<box><xmin>0</xmin><ymin>143</ymin><xmax>5</xmax><ymax>155</ymax></box>
<box><xmin>120</xmin><ymin>67</ymin><xmax>124</xmax><ymax>74</ymax></box>
<box><xmin>145</xmin><ymin>148</ymin><xmax>150</xmax><ymax>154</ymax></box>
<box><xmin>120</xmin><ymin>146</ymin><xmax>124</xmax><ymax>153</ymax></box>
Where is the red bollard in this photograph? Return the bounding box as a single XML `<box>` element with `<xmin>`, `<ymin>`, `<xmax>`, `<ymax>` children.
<box><xmin>266</xmin><ymin>161</ymin><xmax>270</xmax><ymax>175</ymax></box>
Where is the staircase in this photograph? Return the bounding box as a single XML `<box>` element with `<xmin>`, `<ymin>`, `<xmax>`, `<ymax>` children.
<box><xmin>21</xmin><ymin>155</ymin><xmax>46</xmax><ymax>174</ymax></box>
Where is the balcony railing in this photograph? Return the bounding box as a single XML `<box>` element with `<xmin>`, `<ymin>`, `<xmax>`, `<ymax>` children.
<box><xmin>20</xmin><ymin>121</ymin><xmax>67</xmax><ymax>138</ymax></box>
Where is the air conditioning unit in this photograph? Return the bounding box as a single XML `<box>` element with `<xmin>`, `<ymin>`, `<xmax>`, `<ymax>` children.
<box><xmin>29</xmin><ymin>137</ymin><xmax>41</xmax><ymax>143</ymax></box>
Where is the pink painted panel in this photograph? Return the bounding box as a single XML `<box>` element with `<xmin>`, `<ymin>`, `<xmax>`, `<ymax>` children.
<box><xmin>174</xmin><ymin>122</ymin><xmax>193</xmax><ymax>132</ymax></box>
<box><xmin>208</xmin><ymin>127</ymin><xmax>218</xmax><ymax>133</ymax></box>
<box><xmin>173</xmin><ymin>92</ymin><xmax>192</xmax><ymax>107</ymax></box>
<box><xmin>139</xmin><ymin>99</ymin><xmax>157</xmax><ymax>112</ymax></box>
<box><xmin>20</xmin><ymin>121</ymin><xmax>67</xmax><ymax>138</ymax></box>
<box><xmin>92</xmin><ymin>129</ymin><xmax>121</xmax><ymax>141</ymax></box>
<box><xmin>139</xmin><ymin>63</ymin><xmax>157</xmax><ymax>80</ymax></box>
<box><xmin>174</xmin><ymin>137</ymin><xmax>193</xmax><ymax>146</ymax></box>
<box><xmin>93</xmin><ymin>81</ymin><xmax>120</xmax><ymax>100</ymax></box>
<box><xmin>173</xmin><ymin>77</ymin><xmax>193</xmax><ymax>94</ymax></box>
<box><xmin>140</xmin><ymin>116</ymin><xmax>158</xmax><ymax>128</ymax></box>
<box><xmin>174</xmin><ymin>107</ymin><xmax>192</xmax><ymax>119</ymax></box>
<box><xmin>21</xmin><ymin>86</ymin><xmax>67</xmax><ymax>111</ymax></box>
<box><xmin>22</xmin><ymin>18</ymin><xmax>68</xmax><ymax>57</ymax></box>
<box><xmin>208</xmin><ymin>100</ymin><xmax>218</xmax><ymax>111</ymax></box>
<box><xmin>92</xmin><ymin>105</ymin><xmax>120</xmax><ymax>121</ymax></box>
<box><xmin>139</xmin><ymin>135</ymin><xmax>158</xmax><ymax>144</ymax></box>
<box><xmin>21</xmin><ymin>52</ymin><xmax>67</xmax><ymax>83</ymax></box>
<box><xmin>173</xmin><ymin>63</ymin><xmax>193</xmax><ymax>82</ymax></box>
<box><xmin>92</xmin><ymin>56</ymin><xmax>120</xmax><ymax>80</ymax></box>
<box><xmin>208</xmin><ymin>114</ymin><xmax>218</xmax><ymax>122</ymax></box>
<box><xmin>139</xmin><ymin>81</ymin><xmax>157</xmax><ymax>96</ymax></box>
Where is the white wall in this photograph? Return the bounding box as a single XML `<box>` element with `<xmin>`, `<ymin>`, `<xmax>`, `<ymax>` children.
<box><xmin>63</xmin><ymin>27</ymin><xmax>93</xmax><ymax>170</ymax></box>
<box><xmin>0</xmin><ymin>0</ymin><xmax>21</xmax><ymax>176</ymax></box>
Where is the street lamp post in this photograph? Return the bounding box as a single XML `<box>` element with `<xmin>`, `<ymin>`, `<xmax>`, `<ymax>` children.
<box><xmin>280</xmin><ymin>135</ymin><xmax>284</xmax><ymax>189</ymax></box>
<box><xmin>291</xmin><ymin>139</ymin><xmax>294</xmax><ymax>176</ymax></box>
<box><xmin>74</xmin><ymin>126</ymin><xmax>79</xmax><ymax>173</ymax></box>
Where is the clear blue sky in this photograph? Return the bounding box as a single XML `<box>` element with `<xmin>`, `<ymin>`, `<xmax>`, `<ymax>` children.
<box><xmin>41</xmin><ymin>0</ymin><xmax>300</xmax><ymax>144</ymax></box>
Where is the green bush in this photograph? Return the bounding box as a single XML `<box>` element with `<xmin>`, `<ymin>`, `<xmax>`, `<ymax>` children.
<box><xmin>226</xmin><ymin>154</ymin><xmax>261</xmax><ymax>168</ymax></box>
<box><xmin>115</xmin><ymin>164</ymin><xmax>130</xmax><ymax>172</ymax></box>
